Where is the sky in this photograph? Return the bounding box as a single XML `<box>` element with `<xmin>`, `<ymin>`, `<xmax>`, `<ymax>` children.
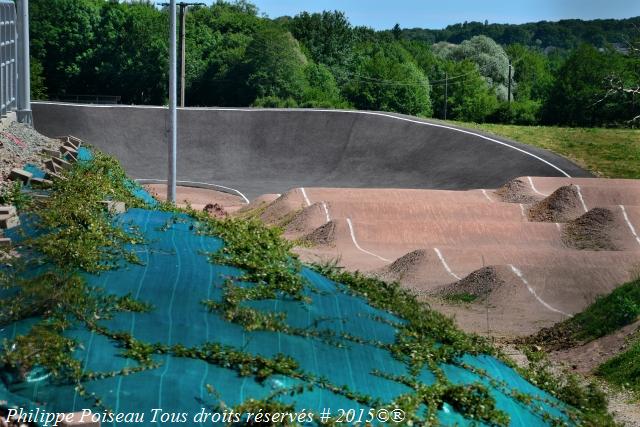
<box><xmin>197</xmin><ymin>0</ymin><xmax>640</xmax><ymax>30</ymax></box>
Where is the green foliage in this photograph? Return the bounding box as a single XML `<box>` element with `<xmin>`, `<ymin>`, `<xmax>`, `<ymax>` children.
<box><xmin>542</xmin><ymin>44</ymin><xmax>638</xmax><ymax>126</ymax></box>
<box><xmin>0</xmin><ymin>181</ymin><xmax>32</xmax><ymax>211</ymax></box>
<box><xmin>246</xmin><ymin>27</ymin><xmax>309</xmax><ymax>102</ymax></box>
<box><xmin>401</xmin><ymin>16</ymin><xmax>640</xmax><ymax>50</ymax></box>
<box><xmin>597</xmin><ymin>335</ymin><xmax>640</xmax><ymax>393</ymax></box>
<box><xmin>289</xmin><ymin>10</ymin><xmax>354</xmax><ymax>70</ymax></box>
<box><xmin>300</xmin><ymin>63</ymin><xmax>349</xmax><ymax>108</ymax></box>
<box><xmin>344</xmin><ymin>42</ymin><xmax>432</xmax><ymax>116</ymax></box>
<box><xmin>30</xmin><ymin>57</ymin><xmax>48</xmax><ymax>100</ymax></box>
<box><xmin>516</xmin><ymin>347</ymin><xmax>616</xmax><ymax>426</ymax></box>
<box><xmin>527</xmin><ymin>278</ymin><xmax>640</xmax><ymax>349</ymax></box>
<box><xmin>30</xmin><ymin>151</ymin><xmax>146</xmax><ymax>272</ymax></box>
<box><xmin>29</xmin><ymin>1</ymin><xmax>640</xmax><ymax>126</ymax></box>
<box><xmin>435</xmin><ymin>60</ymin><xmax>498</xmax><ymax>122</ymax></box>
<box><xmin>440</xmin><ymin>35</ymin><xmax>510</xmax><ymax>97</ymax></box>
<box><xmin>442</xmin><ymin>292</ymin><xmax>478</xmax><ymax>304</ymax></box>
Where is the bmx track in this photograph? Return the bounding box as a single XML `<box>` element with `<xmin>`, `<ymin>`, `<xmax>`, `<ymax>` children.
<box><xmin>32</xmin><ymin>102</ymin><xmax>589</xmax><ymax>199</ymax></box>
<box><xmin>32</xmin><ymin>102</ymin><xmax>640</xmax><ymax>338</ymax></box>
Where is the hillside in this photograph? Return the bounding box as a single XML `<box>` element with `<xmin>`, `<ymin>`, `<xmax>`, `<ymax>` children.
<box><xmin>401</xmin><ymin>16</ymin><xmax>640</xmax><ymax>50</ymax></box>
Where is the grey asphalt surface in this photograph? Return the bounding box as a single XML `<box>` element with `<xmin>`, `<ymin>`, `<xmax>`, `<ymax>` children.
<box><xmin>32</xmin><ymin>102</ymin><xmax>591</xmax><ymax>199</ymax></box>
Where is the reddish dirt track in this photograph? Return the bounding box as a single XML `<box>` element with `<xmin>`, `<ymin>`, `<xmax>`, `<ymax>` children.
<box><xmin>240</xmin><ymin>177</ymin><xmax>640</xmax><ymax>338</ymax></box>
<box><xmin>144</xmin><ymin>184</ymin><xmax>247</xmax><ymax>213</ymax></box>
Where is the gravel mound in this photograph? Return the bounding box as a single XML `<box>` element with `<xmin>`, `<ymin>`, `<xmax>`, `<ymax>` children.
<box><xmin>285</xmin><ymin>203</ymin><xmax>326</xmax><ymax>236</ymax></box>
<box><xmin>301</xmin><ymin>220</ymin><xmax>336</xmax><ymax>246</ymax></box>
<box><xmin>528</xmin><ymin>185</ymin><xmax>583</xmax><ymax>222</ymax></box>
<box><xmin>434</xmin><ymin>266</ymin><xmax>503</xmax><ymax>300</ymax></box>
<box><xmin>380</xmin><ymin>249</ymin><xmax>429</xmax><ymax>282</ymax></box>
<box><xmin>562</xmin><ymin>207</ymin><xmax>617</xmax><ymax>251</ymax></box>
<box><xmin>0</xmin><ymin>122</ymin><xmax>62</xmax><ymax>191</ymax></box>
<box><xmin>495</xmin><ymin>178</ymin><xmax>539</xmax><ymax>204</ymax></box>
<box><xmin>259</xmin><ymin>190</ymin><xmax>304</xmax><ymax>226</ymax></box>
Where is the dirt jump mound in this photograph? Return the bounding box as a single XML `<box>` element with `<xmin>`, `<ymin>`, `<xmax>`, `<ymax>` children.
<box><xmin>528</xmin><ymin>185</ymin><xmax>585</xmax><ymax>222</ymax></box>
<box><xmin>495</xmin><ymin>178</ymin><xmax>541</xmax><ymax>204</ymax></box>
<box><xmin>562</xmin><ymin>207</ymin><xmax>618</xmax><ymax>251</ymax></box>
<box><xmin>434</xmin><ymin>266</ymin><xmax>504</xmax><ymax>300</ymax></box>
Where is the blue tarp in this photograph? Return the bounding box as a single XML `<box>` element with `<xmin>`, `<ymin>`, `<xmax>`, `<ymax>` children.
<box><xmin>0</xmin><ymin>207</ymin><xmax>569</xmax><ymax>426</ymax></box>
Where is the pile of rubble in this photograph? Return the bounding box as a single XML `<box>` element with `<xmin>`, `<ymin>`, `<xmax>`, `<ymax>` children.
<box><xmin>0</xmin><ymin>122</ymin><xmax>63</xmax><ymax>191</ymax></box>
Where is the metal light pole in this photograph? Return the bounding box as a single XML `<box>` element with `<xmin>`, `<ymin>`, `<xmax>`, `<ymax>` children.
<box><xmin>16</xmin><ymin>0</ymin><xmax>32</xmax><ymax>125</ymax></box>
<box><xmin>179</xmin><ymin>4</ymin><xmax>186</xmax><ymax>107</ymax></box>
<box><xmin>168</xmin><ymin>0</ymin><xmax>177</xmax><ymax>203</ymax></box>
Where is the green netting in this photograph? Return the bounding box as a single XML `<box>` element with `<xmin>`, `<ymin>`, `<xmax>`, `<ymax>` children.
<box><xmin>1</xmin><ymin>206</ymin><xmax>570</xmax><ymax>426</ymax></box>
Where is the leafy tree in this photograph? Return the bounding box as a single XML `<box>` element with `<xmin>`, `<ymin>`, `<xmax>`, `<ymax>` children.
<box><xmin>344</xmin><ymin>43</ymin><xmax>432</xmax><ymax>116</ymax></box>
<box><xmin>30</xmin><ymin>0</ymin><xmax>102</xmax><ymax>97</ymax></box>
<box><xmin>505</xmin><ymin>44</ymin><xmax>553</xmax><ymax>102</ymax></box>
<box><xmin>246</xmin><ymin>27</ymin><xmax>309</xmax><ymax>104</ymax></box>
<box><xmin>289</xmin><ymin>11</ymin><xmax>354</xmax><ymax>69</ymax></box>
<box><xmin>431</xmin><ymin>60</ymin><xmax>498</xmax><ymax>122</ymax></box>
<box><xmin>300</xmin><ymin>63</ymin><xmax>349</xmax><ymax>108</ymax></box>
<box><xmin>542</xmin><ymin>44</ymin><xmax>630</xmax><ymax>126</ymax></box>
<box><xmin>90</xmin><ymin>2</ymin><xmax>168</xmax><ymax>104</ymax></box>
<box><xmin>30</xmin><ymin>57</ymin><xmax>48</xmax><ymax>100</ymax></box>
<box><xmin>392</xmin><ymin>23</ymin><xmax>402</xmax><ymax>40</ymax></box>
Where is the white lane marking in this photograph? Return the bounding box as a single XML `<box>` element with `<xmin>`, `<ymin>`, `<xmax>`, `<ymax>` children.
<box><xmin>527</xmin><ymin>176</ymin><xmax>548</xmax><ymax>196</ymax></box>
<box><xmin>575</xmin><ymin>185</ymin><xmax>588</xmax><ymax>213</ymax></box>
<box><xmin>556</xmin><ymin>223</ymin><xmax>562</xmax><ymax>232</ymax></box>
<box><xmin>481</xmin><ymin>189</ymin><xmax>493</xmax><ymax>202</ymax></box>
<box><xmin>519</xmin><ymin>203</ymin><xmax>526</xmax><ymax>220</ymax></box>
<box><xmin>509</xmin><ymin>265</ymin><xmax>570</xmax><ymax>317</ymax></box>
<box><xmin>322</xmin><ymin>202</ymin><xmax>331</xmax><ymax>223</ymax></box>
<box><xmin>135</xmin><ymin>178</ymin><xmax>249</xmax><ymax>204</ymax></box>
<box><xmin>620</xmin><ymin>205</ymin><xmax>640</xmax><ymax>247</ymax></box>
<box><xmin>37</xmin><ymin>102</ymin><xmax>572</xmax><ymax>177</ymax></box>
<box><xmin>300</xmin><ymin>187</ymin><xmax>312</xmax><ymax>207</ymax></box>
<box><xmin>346</xmin><ymin>218</ymin><xmax>390</xmax><ymax>262</ymax></box>
<box><xmin>434</xmin><ymin>248</ymin><xmax>462</xmax><ymax>281</ymax></box>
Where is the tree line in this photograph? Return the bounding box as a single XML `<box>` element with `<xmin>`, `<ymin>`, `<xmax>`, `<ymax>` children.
<box><xmin>29</xmin><ymin>0</ymin><xmax>640</xmax><ymax>127</ymax></box>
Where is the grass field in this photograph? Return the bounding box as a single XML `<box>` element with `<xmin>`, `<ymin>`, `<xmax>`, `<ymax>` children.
<box><xmin>458</xmin><ymin>123</ymin><xmax>640</xmax><ymax>179</ymax></box>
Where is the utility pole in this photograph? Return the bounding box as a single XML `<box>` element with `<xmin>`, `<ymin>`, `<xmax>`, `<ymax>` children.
<box><xmin>176</xmin><ymin>2</ymin><xmax>204</xmax><ymax>107</ymax></box>
<box><xmin>507</xmin><ymin>59</ymin><xmax>512</xmax><ymax>105</ymax></box>
<box><xmin>443</xmin><ymin>72</ymin><xmax>448</xmax><ymax>121</ymax></box>
<box><xmin>168</xmin><ymin>0</ymin><xmax>177</xmax><ymax>203</ymax></box>
<box><xmin>16</xmin><ymin>0</ymin><xmax>32</xmax><ymax>125</ymax></box>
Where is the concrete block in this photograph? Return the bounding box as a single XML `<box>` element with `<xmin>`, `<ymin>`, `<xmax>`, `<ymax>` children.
<box><xmin>100</xmin><ymin>201</ymin><xmax>126</xmax><ymax>214</ymax></box>
<box><xmin>60</xmin><ymin>144</ymin><xmax>78</xmax><ymax>156</ymax></box>
<box><xmin>45</xmin><ymin>159</ymin><xmax>62</xmax><ymax>173</ymax></box>
<box><xmin>59</xmin><ymin>136</ymin><xmax>83</xmax><ymax>149</ymax></box>
<box><xmin>0</xmin><ymin>206</ymin><xmax>16</xmax><ymax>216</ymax></box>
<box><xmin>65</xmin><ymin>150</ymin><xmax>78</xmax><ymax>163</ymax></box>
<box><xmin>0</xmin><ymin>237</ymin><xmax>11</xmax><ymax>247</ymax></box>
<box><xmin>52</xmin><ymin>156</ymin><xmax>72</xmax><ymax>171</ymax></box>
<box><xmin>60</xmin><ymin>412</ymin><xmax>100</xmax><ymax>427</ymax></box>
<box><xmin>0</xmin><ymin>214</ymin><xmax>20</xmax><ymax>229</ymax></box>
<box><xmin>9</xmin><ymin>168</ymin><xmax>32</xmax><ymax>183</ymax></box>
<box><xmin>42</xmin><ymin>148</ymin><xmax>61</xmax><ymax>158</ymax></box>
